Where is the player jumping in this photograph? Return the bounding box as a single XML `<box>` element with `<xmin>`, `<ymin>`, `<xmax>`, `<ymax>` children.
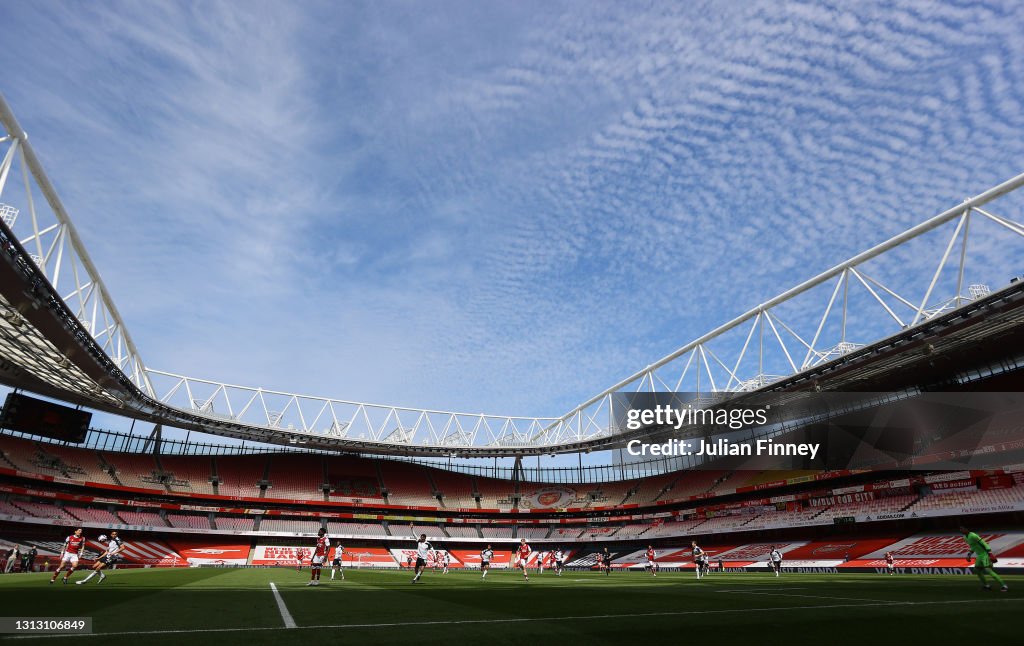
<box><xmin>885</xmin><ymin>551</ymin><xmax>895</xmax><ymax>576</ymax></box>
<box><xmin>77</xmin><ymin>531</ymin><xmax>125</xmax><ymax>585</ymax></box>
<box><xmin>554</xmin><ymin>548</ymin><xmax>564</xmax><ymax>576</ymax></box>
<box><xmin>516</xmin><ymin>538</ymin><xmax>531</xmax><ymax>581</ymax></box>
<box><xmin>51</xmin><ymin>528</ymin><xmax>85</xmax><ymax>585</ymax></box>
<box><xmin>769</xmin><ymin>546</ymin><xmax>783</xmax><ymax>577</ymax></box>
<box><xmin>960</xmin><ymin>525</ymin><xmax>1008</xmax><ymax>592</ymax></box>
<box><xmin>410</xmin><ymin>524</ymin><xmax>433</xmax><ymax>584</ymax></box>
<box><xmin>646</xmin><ymin>545</ymin><xmax>657</xmax><ymax>577</ymax></box>
<box><xmin>306</xmin><ymin>528</ymin><xmax>329</xmax><ymax>586</ymax></box>
<box><xmin>331</xmin><ymin>542</ymin><xmax>345</xmax><ymax>580</ymax></box>
<box><xmin>480</xmin><ymin>545</ymin><xmax>494</xmax><ymax>579</ymax></box>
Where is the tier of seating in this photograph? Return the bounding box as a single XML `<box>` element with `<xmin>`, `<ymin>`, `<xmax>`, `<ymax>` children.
<box><xmin>325</xmin><ymin>521</ymin><xmax>388</xmax><ymax>537</ymax></box>
<box><xmin>479</xmin><ymin>526</ymin><xmax>515</xmax><ymax>538</ymax></box>
<box><xmin>641</xmin><ymin>519</ymin><xmax>708</xmax><ymax>538</ymax></box>
<box><xmin>473</xmin><ymin>476</ymin><xmax>516</xmax><ymax>509</ymax></box>
<box><xmin>442</xmin><ymin>525</ymin><xmax>479</xmax><ymax>538</ymax></box>
<box><xmin>100</xmin><ymin>452</ymin><xmax>159</xmax><ymax>489</ymax></box>
<box><xmin>612</xmin><ymin>524</ymin><xmax>652</xmax><ymax>538</ymax></box>
<box><xmin>813</xmin><ymin>494</ymin><xmax>919</xmax><ymax>521</ymax></box>
<box><xmin>165</xmin><ymin>513</ymin><xmax>211</xmax><ymax>530</ymax></box>
<box><xmin>908</xmin><ymin>485</ymin><xmax>1024</xmax><ymax>513</ymax></box>
<box><xmin>8</xmin><ymin>500</ymin><xmax>77</xmax><ymax>521</ymax></box>
<box><xmin>158</xmin><ymin>456</ymin><xmax>217</xmax><ymax>495</ymax></box>
<box><xmin>116</xmin><ymin>510</ymin><xmax>167</xmax><ymax>526</ymax></box>
<box><xmin>258</xmin><ymin>518</ymin><xmax>323</xmax><ymax>533</ymax></box>
<box><xmin>265</xmin><ymin>454</ymin><xmax>324</xmax><ymax>501</ymax></box>
<box><xmin>379</xmin><ymin>466</ymin><xmax>439</xmax><ymax>507</ymax></box>
<box><xmin>516</xmin><ymin>526</ymin><xmax>551</xmax><ymax>539</ymax></box>
<box><xmin>429</xmin><ymin>469</ymin><xmax>476</xmax><ymax>508</ymax></box>
<box><xmin>213</xmin><ymin>516</ymin><xmax>255</xmax><ymax>531</ymax></box>
<box><xmin>64</xmin><ymin>506</ymin><xmax>122</xmax><ymax>524</ymax></box>
<box><xmin>215</xmin><ymin>455</ymin><xmax>269</xmax><ymax>499</ymax></box>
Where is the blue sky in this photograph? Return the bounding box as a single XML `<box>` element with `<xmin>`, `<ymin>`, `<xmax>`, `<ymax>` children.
<box><xmin>1</xmin><ymin>0</ymin><xmax>1023</xmax><ymax>431</ymax></box>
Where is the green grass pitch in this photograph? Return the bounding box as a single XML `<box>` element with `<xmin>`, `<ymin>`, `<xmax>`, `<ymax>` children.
<box><xmin>0</xmin><ymin>568</ymin><xmax>1019</xmax><ymax>645</ymax></box>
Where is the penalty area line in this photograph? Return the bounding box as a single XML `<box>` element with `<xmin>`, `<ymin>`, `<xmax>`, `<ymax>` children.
<box><xmin>6</xmin><ymin>597</ymin><xmax>1023</xmax><ymax>640</ymax></box>
<box><xmin>269</xmin><ymin>582</ymin><xmax>297</xmax><ymax>629</ymax></box>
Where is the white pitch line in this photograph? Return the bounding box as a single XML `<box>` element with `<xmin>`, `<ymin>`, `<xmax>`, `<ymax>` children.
<box><xmin>5</xmin><ymin>597</ymin><xmax>1023</xmax><ymax>640</ymax></box>
<box><xmin>717</xmin><ymin>590</ymin><xmax>879</xmax><ymax>603</ymax></box>
<box><xmin>269</xmin><ymin>582</ymin><xmax>296</xmax><ymax>629</ymax></box>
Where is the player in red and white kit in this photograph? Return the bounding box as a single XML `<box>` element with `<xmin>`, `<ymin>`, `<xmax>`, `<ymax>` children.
<box><xmin>306</xmin><ymin>528</ymin><xmax>330</xmax><ymax>586</ymax></box>
<box><xmin>646</xmin><ymin>545</ymin><xmax>657</xmax><ymax>577</ymax></box>
<box><xmin>51</xmin><ymin>528</ymin><xmax>85</xmax><ymax>585</ymax></box>
<box><xmin>885</xmin><ymin>551</ymin><xmax>895</xmax><ymax>576</ymax></box>
<box><xmin>516</xmin><ymin>539</ymin><xmax>532</xmax><ymax>581</ymax></box>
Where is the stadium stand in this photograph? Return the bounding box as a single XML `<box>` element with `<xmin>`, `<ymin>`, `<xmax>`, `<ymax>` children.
<box><xmin>324</xmin><ymin>455</ymin><xmax>383</xmax><ymax>499</ymax></box>
<box><xmin>63</xmin><ymin>506</ymin><xmax>122</xmax><ymax>524</ymax></box>
<box><xmin>666</xmin><ymin>470</ymin><xmax>730</xmax><ymax>499</ymax></box>
<box><xmin>212</xmin><ymin>516</ymin><xmax>255</xmax><ymax>532</ymax></box>
<box><xmin>641</xmin><ymin>519</ymin><xmax>708</xmax><ymax>538</ymax></box>
<box><xmin>6</xmin><ymin>500</ymin><xmax>77</xmax><ymax>522</ymax></box>
<box><xmin>472</xmin><ymin>476</ymin><xmax>515</xmax><ymax>509</ymax></box>
<box><xmin>215</xmin><ymin>455</ymin><xmax>269</xmax><ymax>498</ymax></box>
<box><xmin>265</xmin><ymin>454</ymin><xmax>325</xmax><ymax>501</ymax></box>
<box><xmin>158</xmin><ymin>456</ymin><xmax>217</xmax><ymax>495</ymax></box>
<box><xmin>579</xmin><ymin>526</ymin><xmax>617</xmax><ymax>539</ymax></box>
<box><xmin>516</xmin><ymin>526</ymin><xmax>551</xmax><ymax>539</ymax></box>
<box><xmin>548</xmin><ymin>527</ymin><xmax>582</xmax><ymax>540</ymax></box>
<box><xmin>379</xmin><ymin>464</ymin><xmax>439</xmax><ymax>507</ymax></box>
<box><xmin>908</xmin><ymin>485</ymin><xmax>1024</xmax><ymax>513</ymax></box>
<box><xmin>442</xmin><ymin>525</ymin><xmax>480</xmax><ymax>538</ymax></box>
<box><xmin>813</xmin><ymin>494</ymin><xmax>920</xmax><ymax>521</ymax></box>
<box><xmin>165</xmin><ymin>513</ymin><xmax>212</xmax><ymax>530</ymax></box>
<box><xmin>428</xmin><ymin>468</ymin><xmax>476</xmax><ymax>509</ymax></box>
<box><xmin>480</xmin><ymin>526</ymin><xmax>515</xmax><ymax>538</ymax></box>
<box><xmin>407</xmin><ymin>524</ymin><xmax>444</xmax><ymax>539</ymax></box>
<box><xmin>99</xmin><ymin>452</ymin><xmax>159</xmax><ymax>489</ymax></box>
<box><xmin>258</xmin><ymin>518</ymin><xmax>322</xmax><ymax>534</ymax></box>
<box><xmin>612</xmin><ymin>524</ymin><xmax>652</xmax><ymax>538</ymax></box>
<box><xmin>624</xmin><ymin>472</ymin><xmax>679</xmax><ymax>504</ymax></box>
<box><xmin>325</xmin><ymin>522</ymin><xmax>388</xmax><ymax>537</ymax></box>
<box><xmin>116</xmin><ymin>510</ymin><xmax>168</xmax><ymax>527</ymax></box>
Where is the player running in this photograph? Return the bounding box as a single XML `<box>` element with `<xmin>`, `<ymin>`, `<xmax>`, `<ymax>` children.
<box><xmin>50</xmin><ymin>528</ymin><xmax>85</xmax><ymax>585</ymax></box>
<box><xmin>646</xmin><ymin>545</ymin><xmax>657</xmax><ymax>577</ymax></box>
<box><xmin>602</xmin><ymin>547</ymin><xmax>613</xmax><ymax>576</ymax></box>
<box><xmin>516</xmin><ymin>538</ymin><xmax>532</xmax><ymax>581</ymax></box>
<box><xmin>885</xmin><ymin>551</ymin><xmax>895</xmax><ymax>576</ymax></box>
<box><xmin>769</xmin><ymin>546</ymin><xmax>783</xmax><ymax>577</ymax></box>
<box><xmin>960</xmin><ymin>525</ymin><xmax>1008</xmax><ymax>592</ymax></box>
<box><xmin>442</xmin><ymin>551</ymin><xmax>450</xmax><ymax>574</ymax></box>
<box><xmin>306</xmin><ymin>528</ymin><xmax>330</xmax><ymax>586</ymax></box>
<box><xmin>331</xmin><ymin>542</ymin><xmax>345</xmax><ymax>580</ymax></box>
<box><xmin>691</xmin><ymin>541</ymin><xmax>706</xmax><ymax>579</ymax></box>
<box><xmin>76</xmin><ymin>532</ymin><xmax>125</xmax><ymax>585</ymax></box>
<box><xmin>554</xmin><ymin>548</ymin><xmax>564</xmax><ymax>576</ymax></box>
<box><xmin>537</xmin><ymin>551</ymin><xmax>546</xmax><ymax>575</ymax></box>
<box><xmin>410</xmin><ymin>524</ymin><xmax>433</xmax><ymax>584</ymax></box>
<box><xmin>480</xmin><ymin>545</ymin><xmax>494</xmax><ymax>579</ymax></box>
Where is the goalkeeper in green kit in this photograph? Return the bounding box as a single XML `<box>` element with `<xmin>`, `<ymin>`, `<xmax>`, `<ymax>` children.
<box><xmin>959</xmin><ymin>526</ymin><xmax>1008</xmax><ymax>592</ymax></box>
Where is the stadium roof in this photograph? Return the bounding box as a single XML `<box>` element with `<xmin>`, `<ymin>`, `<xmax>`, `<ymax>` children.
<box><xmin>2</xmin><ymin>93</ymin><xmax>1024</xmax><ymax>456</ymax></box>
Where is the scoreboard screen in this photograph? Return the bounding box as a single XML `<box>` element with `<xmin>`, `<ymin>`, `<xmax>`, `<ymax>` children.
<box><xmin>0</xmin><ymin>393</ymin><xmax>91</xmax><ymax>443</ymax></box>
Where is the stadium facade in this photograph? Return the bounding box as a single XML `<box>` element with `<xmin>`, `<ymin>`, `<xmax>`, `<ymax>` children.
<box><xmin>2</xmin><ymin>94</ymin><xmax>1024</xmax><ymax>575</ymax></box>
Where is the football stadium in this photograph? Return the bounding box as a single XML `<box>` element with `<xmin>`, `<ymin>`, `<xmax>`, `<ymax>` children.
<box><xmin>1</xmin><ymin>2</ymin><xmax>1023</xmax><ymax>644</ymax></box>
